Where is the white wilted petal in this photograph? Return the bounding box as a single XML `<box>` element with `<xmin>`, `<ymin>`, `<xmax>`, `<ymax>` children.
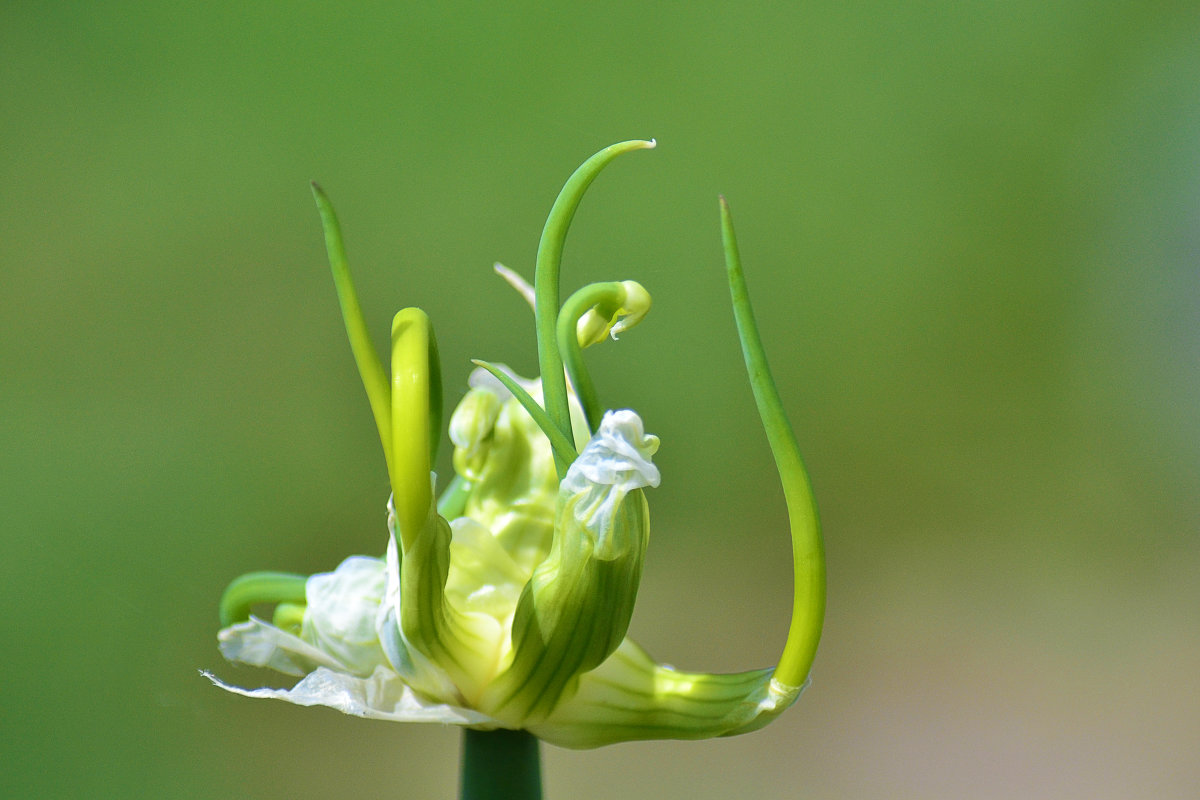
<box><xmin>218</xmin><ymin>556</ymin><xmax>390</xmax><ymax>679</ymax></box>
<box><xmin>204</xmin><ymin>666</ymin><xmax>501</xmax><ymax>726</ymax></box>
<box><xmin>218</xmin><ymin>617</ymin><xmax>346</xmax><ymax>677</ymax></box>
<box><xmin>302</xmin><ymin>555</ymin><xmax>390</xmax><ymax>677</ymax></box>
<box><xmin>563</xmin><ymin>410</ymin><xmax>660</xmax><ymax>494</ymax></box>
<box><xmin>560</xmin><ymin>410</ymin><xmax>660</xmax><ymax>556</ymax></box>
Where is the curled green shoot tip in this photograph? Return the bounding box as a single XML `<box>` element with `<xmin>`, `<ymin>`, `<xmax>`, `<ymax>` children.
<box><xmin>390</xmin><ymin>307</ymin><xmax>439</xmax><ymax>551</ymax></box>
<box><xmin>535</xmin><ymin>140</ymin><xmax>656</xmax><ymax>477</ymax></box>
<box><xmin>219</xmin><ymin>571</ymin><xmax>307</xmax><ymax>627</ymax></box>
<box><xmin>720</xmin><ymin>196</ymin><xmax>826</xmax><ymax>689</ymax></box>
<box><xmin>311</xmin><ymin>182</ymin><xmax>393</xmax><ymax>477</ymax></box>
<box><xmin>557</xmin><ymin>280</ymin><xmax>651</xmax><ymax>435</ymax></box>
<box><xmin>470</xmin><ymin>359</ymin><xmax>579</xmax><ymax>467</ymax></box>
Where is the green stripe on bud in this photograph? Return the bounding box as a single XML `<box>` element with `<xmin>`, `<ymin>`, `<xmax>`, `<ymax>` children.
<box><xmin>528</xmin><ymin>639</ymin><xmax>804</xmax><ymax>749</ymax></box>
<box><xmin>482</xmin><ymin>410</ymin><xmax>659</xmax><ymax>725</ymax></box>
<box><xmin>392</xmin><ymin>505</ymin><xmax>503</xmax><ymax>705</ymax></box>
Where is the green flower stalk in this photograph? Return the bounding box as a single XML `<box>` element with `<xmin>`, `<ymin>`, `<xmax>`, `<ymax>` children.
<box><xmin>209</xmin><ymin>142</ymin><xmax>825</xmax><ymax>778</ymax></box>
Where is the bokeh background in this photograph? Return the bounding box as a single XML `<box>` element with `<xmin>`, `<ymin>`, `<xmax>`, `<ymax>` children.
<box><xmin>3</xmin><ymin>2</ymin><xmax>1197</xmax><ymax>798</ymax></box>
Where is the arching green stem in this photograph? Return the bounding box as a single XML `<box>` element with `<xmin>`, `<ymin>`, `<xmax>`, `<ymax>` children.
<box><xmin>470</xmin><ymin>359</ymin><xmax>578</xmax><ymax>466</ymax></box>
<box><xmin>219</xmin><ymin>571</ymin><xmax>308</xmax><ymax>627</ymax></box>
<box><xmin>534</xmin><ymin>140</ymin><xmax>656</xmax><ymax>478</ymax></box>
<box><xmin>390</xmin><ymin>307</ymin><xmax>439</xmax><ymax>551</ymax></box>
<box><xmin>720</xmin><ymin>196</ymin><xmax>826</xmax><ymax>689</ymax></box>
<box><xmin>311</xmin><ymin>183</ymin><xmax>393</xmax><ymax>478</ymax></box>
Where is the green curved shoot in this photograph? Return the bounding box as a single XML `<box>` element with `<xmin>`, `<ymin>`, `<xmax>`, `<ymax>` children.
<box><xmin>311</xmin><ymin>183</ymin><xmax>393</xmax><ymax>478</ymax></box>
<box><xmin>534</xmin><ymin>140</ymin><xmax>656</xmax><ymax>477</ymax></box>
<box><xmin>219</xmin><ymin>571</ymin><xmax>308</xmax><ymax>627</ymax></box>
<box><xmin>720</xmin><ymin>196</ymin><xmax>826</xmax><ymax>689</ymax></box>
<box><xmin>390</xmin><ymin>307</ymin><xmax>436</xmax><ymax>550</ymax></box>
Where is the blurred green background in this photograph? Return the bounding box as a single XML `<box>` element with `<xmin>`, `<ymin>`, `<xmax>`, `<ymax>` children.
<box><xmin>3</xmin><ymin>2</ymin><xmax>1197</xmax><ymax>798</ymax></box>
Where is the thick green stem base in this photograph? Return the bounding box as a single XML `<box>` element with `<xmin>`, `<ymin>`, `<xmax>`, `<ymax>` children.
<box><xmin>459</xmin><ymin>728</ymin><xmax>543</xmax><ymax>800</ymax></box>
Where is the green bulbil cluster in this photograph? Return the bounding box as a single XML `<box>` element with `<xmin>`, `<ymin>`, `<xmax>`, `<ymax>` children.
<box><xmin>209</xmin><ymin>141</ymin><xmax>825</xmax><ymax>749</ymax></box>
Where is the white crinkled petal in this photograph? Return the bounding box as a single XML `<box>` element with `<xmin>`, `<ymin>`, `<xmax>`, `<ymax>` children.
<box><xmin>562</xmin><ymin>410</ymin><xmax>660</xmax><ymax>497</ymax></box>
<box><xmin>204</xmin><ymin>666</ymin><xmax>501</xmax><ymax>727</ymax></box>
<box><xmin>302</xmin><ymin>555</ymin><xmax>389</xmax><ymax>676</ymax></box>
<box><xmin>219</xmin><ymin>617</ymin><xmax>350</xmax><ymax>677</ymax></box>
<box><xmin>560</xmin><ymin>410</ymin><xmax>660</xmax><ymax>551</ymax></box>
<box><xmin>221</xmin><ymin>558</ymin><xmax>391</xmax><ymax>679</ymax></box>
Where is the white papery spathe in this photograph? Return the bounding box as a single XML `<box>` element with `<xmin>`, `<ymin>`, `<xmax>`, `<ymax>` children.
<box><xmin>560</xmin><ymin>410</ymin><xmax>660</xmax><ymax>559</ymax></box>
<box><xmin>209</xmin><ymin>552</ymin><xmax>505</xmax><ymax>728</ymax></box>
<box><xmin>204</xmin><ymin>667</ymin><xmax>498</xmax><ymax>726</ymax></box>
<box><xmin>216</xmin><ymin>556</ymin><xmax>389</xmax><ymax>678</ymax></box>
